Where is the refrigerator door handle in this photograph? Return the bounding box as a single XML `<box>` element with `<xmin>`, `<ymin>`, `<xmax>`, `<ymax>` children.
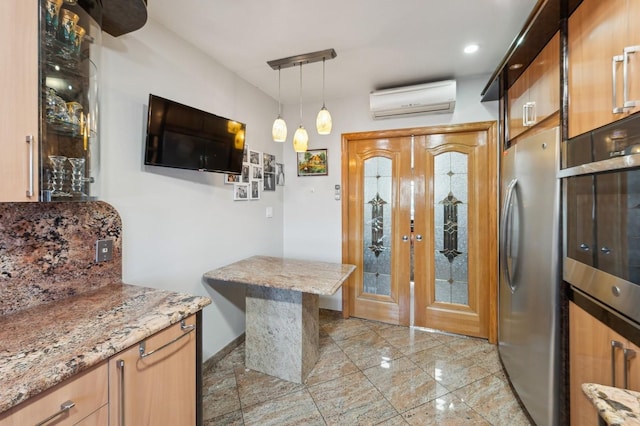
<box><xmin>500</xmin><ymin>178</ymin><xmax>518</xmax><ymax>293</ymax></box>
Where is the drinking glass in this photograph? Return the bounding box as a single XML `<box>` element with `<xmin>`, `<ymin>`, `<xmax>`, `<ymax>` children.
<box><xmin>68</xmin><ymin>157</ymin><xmax>86</xmax><ymax>195</ymax></box>
<box><xmin>49</xmin><ymin>155</ymin><xmax>69</xmax><ymax>196</ymax></box>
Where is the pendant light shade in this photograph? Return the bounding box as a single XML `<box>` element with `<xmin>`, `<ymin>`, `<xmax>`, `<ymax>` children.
<box><xmin>316</xmin><ymin>57</ymin><xmax>332</xmax><ymax>135</ymax></box>
<box><xmin>272</xmin><ymin>67</ymin><xmax>287</xmax><ymax>142</ymax></box>
<box><xmin>293</xmin><ymin>126</ymin><xmax>309</xmax><ymax>152</ymax></box>
<box><xmin>293</xmin><ymin>63</ymin><xmax>308</xmax><ymax>152</ymax></box>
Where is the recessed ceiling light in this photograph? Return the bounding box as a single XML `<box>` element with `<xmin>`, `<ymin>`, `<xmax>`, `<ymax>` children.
<box><xmin>464</xmin><ymin>44</ymin><xmax>479</xmax><ymax>54</ymax></box>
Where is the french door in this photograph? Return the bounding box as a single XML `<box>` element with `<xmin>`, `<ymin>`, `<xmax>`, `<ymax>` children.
<box><xmin>341</xmin><ymin>122</ymin><xmax>497</xmax><ymax>340</ymax></box>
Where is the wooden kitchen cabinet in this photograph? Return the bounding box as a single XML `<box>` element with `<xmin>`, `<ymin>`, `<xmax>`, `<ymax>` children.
<box><xmin>0</xmin><ymin>1</ymin><xmax>39</xmax><ymax>202</ymax></box>
<box><xmin>0</xmin><ymin>362</ymin><xmax>108</xmax><ymax>425</ymax></box>
<box><xmin>568</xmin><ymin>0</ymin><xmax>640</xmax><ymax>138</ymax></box>
<box><xmin>570</xmin><ymin>302</ymin><xmax>640</xmax><ymax>425</ymax></box>
<box><xmin>508</xmin><ymin>32</ymin><xmax>560</xmax><ymax>140</ymax></box>
<box><xmin>108</xmin><ymin>314</ymin><xmax>197</xmax><ymax>425</ymax></box>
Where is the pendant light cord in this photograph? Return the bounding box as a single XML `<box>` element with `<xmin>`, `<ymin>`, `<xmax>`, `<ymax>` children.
<box><xmin>322</xmin><ymin>57</ymin><xmax>326</xmax><ymax>108</ymax></box>
<box><xmin>299</xmin><ymin>63</ymin><xmax>303</xmax><ymax>123</ymax></box>
<box><xmin>278</xmin><ymin>66</ymin><xmax>282</xmax><ymax>116</ymax></box>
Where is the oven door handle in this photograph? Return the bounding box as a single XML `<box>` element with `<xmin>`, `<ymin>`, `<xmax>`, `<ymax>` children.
<box><xmin>500</xmin><ymin>178</ymin><xmax>518</xmax><ymax>293</ymax></box>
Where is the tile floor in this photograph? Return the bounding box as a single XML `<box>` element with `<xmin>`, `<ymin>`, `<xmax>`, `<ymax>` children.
<box><xmin>202</xmin><ymin>310</ymin><xmax>532</xmax><ymax>425</ymax></box>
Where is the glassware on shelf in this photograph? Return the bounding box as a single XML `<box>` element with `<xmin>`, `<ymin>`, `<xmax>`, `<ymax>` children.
<box><xmin>68</xmin><ymin>157</ymin><xmax>86</xmax><ymax>195</ymax></box>
<box><xmin>44</xmin><ymin>0</ymin><xmax>63</xmax><ymax>37</ymax></box>
<box><xmin>46</xmin><ymin>88</ymin><xmax>70</xmax><ymax>123</ymax></box>
<box><xmin>59</xmin><ymin>9</ymin><xmax>79</xmax><ymax>45</ymax></box>
<box><xmin>48</xmin><ymin>155</ymin><xmax>71</xmax><ymax>197</ymax></box>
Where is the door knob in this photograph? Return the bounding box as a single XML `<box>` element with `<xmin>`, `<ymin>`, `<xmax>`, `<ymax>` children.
<box><xmin>415</xmin><ymin>234</ymin><xmax>423</xmax><ymax>241</ymax></box>
<box><xmin>402</xmin><ymin>235</ymin><xmax>409</xmax><ymax>242</ymax></box>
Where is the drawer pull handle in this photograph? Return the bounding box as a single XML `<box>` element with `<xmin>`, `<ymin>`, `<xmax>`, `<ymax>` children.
<box><xmin>26</xmin><ymin>135</ymin><xmax>34</xmax><ymax>198</ymax></box>
<box><xmin>35</xmin><ymin>400</ymin><xmax>75</xmax><ymax>426</ymax></box>
<box><xmin>611</xmin><ymin>340</ymin><xmax>624</xmax><ymax>387</ymax></box>
<box><xmin>613</xmin><ymin>55</ymin><xmax>625</xmax><ymax>113</ymax></box>
<box><xmin>139</xmin><ymin>320</ymin><xmax>194</xmax><ymax>358</ymax></box>
<box><xmin>117</xmin><ymin>359</ymin><xmax>125</xmax><ymax>426</ymax></box>
<box><xmin>623</xmin><ymin>46</ymin><xmax>640</xmax><ymax>109</ymax></box>
<box><xmin>624</xmin><ymin>348</ymin><xmax>636</xmax><ymax>389</ymax></box>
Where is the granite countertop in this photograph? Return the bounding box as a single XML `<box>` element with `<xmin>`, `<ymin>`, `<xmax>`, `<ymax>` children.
<box><xmin>0</xmin><ymin>283</ymin><xmax>211</xmax><ymax>414</ymax></box>
<box><xmin>203</xmin><ymin>255</ymin><xmax>356</xmax><ymax>296</ymax></box>
<box><xmin>582</xmin><ymin>383</ymin><xmax>640</xmax><ymax>425</ymax></box>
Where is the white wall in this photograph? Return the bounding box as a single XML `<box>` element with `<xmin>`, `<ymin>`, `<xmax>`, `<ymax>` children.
<box><xmin>100</xmin><ymin>20</ymin><xmax>284</xmax><ymax>360</ymax></box>
<box><xmin>281</xmin><ymin>75</ymin><xmax>499</xmax><ymax>310</ymax></box>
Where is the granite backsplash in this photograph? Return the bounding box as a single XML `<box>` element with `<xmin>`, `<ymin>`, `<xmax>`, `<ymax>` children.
<box><xmin>0</xmin><ymin>201</ymin><xmax>122</xmax><ymax>316</ymax></box>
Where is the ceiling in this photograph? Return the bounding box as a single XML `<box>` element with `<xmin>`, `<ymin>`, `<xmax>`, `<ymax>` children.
<box><xmin>147</xmin><ymin>0</ymin><xmax>539</xmax><ymax>105</ymax></box>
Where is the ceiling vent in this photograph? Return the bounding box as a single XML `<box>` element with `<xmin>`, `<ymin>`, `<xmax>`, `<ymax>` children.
<box><xmin>369</xmin><ymin>80</ymin><xmax>456</xmax><ymax>119</ymax></box>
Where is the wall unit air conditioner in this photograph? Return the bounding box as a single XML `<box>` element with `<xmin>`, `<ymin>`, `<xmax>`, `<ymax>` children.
<box><xmin>369</xmin><ymin>80</ymin><xmax>456</xmax><ymax>119</ymax></box>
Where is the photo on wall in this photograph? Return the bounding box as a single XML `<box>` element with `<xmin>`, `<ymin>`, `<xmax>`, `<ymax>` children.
<box><xmin>249</xmin><ymin>149</ymin><xmax>262</xmax><ymax>166</ymax></box>
<box><xmin>276</xmin><ymin>163</ymin><xmax>285</xmax><ymax>186</ymax></box>
<box><xmin>250</xmin><ymin>180</ymin><xmax>261</xmax><ymax>200</ymax></box>
<box><xmin>263</xmin><ymin>153</ymin><xmax>276</xmax><ymax>173</ymax></box>
<box><xmin>233</xmin><ymin>183</ymin><xmax>249</xmax><ymax>200</ymax></box>
<box><xmin>224</xmin><ymin>173</ymin><xmax>241</xmax><ymax>184</ymax></box>
<box><xmin>263</xmin><ymin>173</ymin><xmax>276</xmax><ymax>191</ymax></box>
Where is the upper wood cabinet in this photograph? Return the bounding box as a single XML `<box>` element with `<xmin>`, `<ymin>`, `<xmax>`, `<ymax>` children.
<box><xmin>568</xmin><ymin>0</ymin><xmax>640</xmax><ymax>138</ymax></box>
<box><xmin>508</xmin><ymin>32</ymin><xmax>560</xmax><ymax>140</ymax></box>
<box><xmin>0</xmin><ymin>2</ymin><xmax>39</xmax><ymax>202</ymax></box>
<box><xmin>570</xmin><ymin>302</ymin><xmax>640</xmax><ymax>425</ymax></box>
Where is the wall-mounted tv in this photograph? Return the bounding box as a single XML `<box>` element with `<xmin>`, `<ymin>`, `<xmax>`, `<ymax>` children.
<box><xmin>144</xmin><ymin>94</ymin><xmax>246</xmax><ymax>174</ymax></box>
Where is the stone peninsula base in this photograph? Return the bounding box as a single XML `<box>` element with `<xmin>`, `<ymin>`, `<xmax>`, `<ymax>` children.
<box><xmin>245</xmin><ymin>286</ymin><xmax>319</xmax><ymax>384</ymax></box>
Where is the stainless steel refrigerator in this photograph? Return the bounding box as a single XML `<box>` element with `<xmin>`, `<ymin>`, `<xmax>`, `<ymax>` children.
<box><xmin>499</xmin><ymin>126</ymin><xmax>561</xmax><ymax>426</ymax></box>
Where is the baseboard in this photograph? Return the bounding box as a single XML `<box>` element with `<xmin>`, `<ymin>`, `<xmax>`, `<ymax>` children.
<box><xmin>202</xmin><ymin>333</ymin><xmax>245</xmax><ymax>374</ymax></box>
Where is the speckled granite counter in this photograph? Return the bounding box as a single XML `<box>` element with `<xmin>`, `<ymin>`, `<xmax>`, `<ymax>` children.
<box><xmin>0</xmin><ymin>283</ymin><xmax>211</xmax><ymax>414</ymax></box>
<box><xmin>204</xmin><ymin>256</ymin><xmax>356</xmax><ymax>384</ymax></box>
<box><xmin>582</xmin><ymin>383</ymin><xmax>640</xmax><ymax>425</ymax></box>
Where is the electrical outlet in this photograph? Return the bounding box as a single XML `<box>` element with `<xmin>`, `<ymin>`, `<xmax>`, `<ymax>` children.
<box><xmin>95</xmin><ymin>239</ymin><xmax>114</xmax><ymax>263</ymax></box>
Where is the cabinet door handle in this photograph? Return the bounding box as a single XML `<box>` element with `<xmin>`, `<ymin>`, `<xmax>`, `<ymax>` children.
<box><xmin>35</xmin><ymin>400</ymin><xmax>75</xmax><ymax>426</ymax></box>
<box><xmin>611</xmin><ymin>340</ymin><xmax>624</xmax><ymax>386</ymax></box>
<box><xmin>524</xmin><ymin>101</ymin><xmax>536</xmax><ymax>126</ymax></box>
<box><xmin>613</xmin><ymin>55</ymin><xmax>625</xmax><ymax>113</ymax></box>
<box><xmin>624</xmin><ymin>348</ymin><xmax>636</xmax><ymax>389</ymax></box>
<box><xmin>139</xmin><ymin>319</ymin><xmax>195</xmax><ymax>358</ymax></box>
<box><xmin>116</xmin><ymin>359</ymin><xmax>125</xmax><ymax>426</ymax></box>
<box><xmin>25</xmin><ymin>135</ymin><xmax>34</xmax><ymax>198</ymax></box>
<box><xmin>623</xmin><ymin>45</ymin><xmax>640</xmax><ymax>109</ymax></box>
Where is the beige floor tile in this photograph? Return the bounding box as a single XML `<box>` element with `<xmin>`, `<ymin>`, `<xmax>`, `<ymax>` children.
<box><xmin>242</xmin><ymin>389</ymin><xmax>325</xmax><ymax>426</ymax></box>
<box><xmin>321</xmin><ymin>317</ymin><xmax>372</xmax><ymax>341</ymax></box>
<box><xmin>363</xmin><ymin>356</ymin><xmax>450</xmax><ymax>413</ymax></box>
<box><xmin>422</xmin><ymin>357</ymin><xmax>492</xmax><ymax>392</ymax></box>
<box><xmin>308</xmin><ymin>371</ymin><xmax>399</xmax><ymax>425</ymax></box>
<box><xmin>305</xmin><ymin>340</ymin><xmax>360</xmax><ymax>386</ymax></box>
<box><xmin>335</xmin><ymin>329</ymin><xmax>404</xmax><ymax>370</ymax></box>
<box><xmin>202</xmin><ymin>368</ymin><xmax>241</xmax><ymax>420</ymax></box>
<box><xmin>375</xmin><ymin>326</ymin><xmax>443</xmax><ymax>355</ymax></box>
<box><xmin>402</xmin><ymin>393</ymin><xmax>490</xmax><ymax>425</ymax></box>
<box><xmin>234</xmin><ymin>366</ymin><xmax>305</xmax><ymax>408</ymax></box>
<box><xmin>204</xmin><ymin>409</ymin><xmax>244</xmax><ymax>426</ymax></box>
<box><xmin>408</xmin><ymin>343</ymin><xmax>465</xmax><ymax>370</ymax></box>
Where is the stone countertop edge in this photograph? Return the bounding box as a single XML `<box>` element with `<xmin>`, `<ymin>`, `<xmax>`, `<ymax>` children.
<box><xmin>203</xmin><ymin>255</ymin><xmax>357</xmax><ymax>296</ymax></box>
<box><xmin>0</xmin><ymin>283</ymin><xmax>211</xmax><ymax>414</ymax></box>
<box><xmin>582</xmin><ymin>383</ymin><xmax>640</xmax><ymax>425</ymax></box>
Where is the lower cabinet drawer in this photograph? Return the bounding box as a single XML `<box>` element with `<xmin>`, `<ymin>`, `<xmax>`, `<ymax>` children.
<box><xmin>0</xmin><ymin>362</ymin><xmax>108</xmax><ymax>426</ymax></box>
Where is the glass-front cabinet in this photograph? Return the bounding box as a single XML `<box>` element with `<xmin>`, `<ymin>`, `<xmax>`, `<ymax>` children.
<box><xmin>40</xmin><ymin>0</ymin><xmax>101</xmax><ymax>201</ymax></box>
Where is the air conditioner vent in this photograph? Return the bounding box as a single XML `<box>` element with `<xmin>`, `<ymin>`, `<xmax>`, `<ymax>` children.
<box><xmin>369</xmin><ymin>80</ymin><xmax>456</xmax><ymax>119</ymax></box>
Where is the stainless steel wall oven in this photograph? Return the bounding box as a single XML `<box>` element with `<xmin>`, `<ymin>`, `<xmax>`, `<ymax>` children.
<box><xmin>562</xmin><ymin>114</ymin><xmax>640</xmax><ymax>325</ymax></box>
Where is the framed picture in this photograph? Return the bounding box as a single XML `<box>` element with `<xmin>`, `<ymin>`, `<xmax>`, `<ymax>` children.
<box><xmin>233</xmin><ymin>183</ymin><xmax>249</xmax><ymax>200</ymax></box>
<box><xmin>297</xmin><ymin>149</ymin><xmax>328</xmax><ymax>176</ymax></box>
<box><xmin>249</xmin><ymin>149</ymin><xmax>262</xmax><ymax>166</ymax></box>
<box><xmin>276</xmin><ymin>163</ymin><xmax>285</xmax><ymax>186</ymax></box>
<box><xmin>242</xmin><ymin>145</ymin><xmax>248</xmax><ymax>163</ymax></box>
<box><xmin>250</xmin><ymin>180</ymin><xmax>261</xmax><ymax>200</ymax></box>
<box><xmin>251</xmin><ymin>164</ymin><xmax>263</xmax><ymax>180</ymax></box>
<box><xmin>241</xmin><ymin>164</ymin><xmax>250</xmax><ymax>183</ymax></box>
<box><xmin>263</xmin><ymin>153</ymin><xmax>276</xmax><ymax>173</ymax></box>
<box><xmin>224</xmin><ymin>173</ymin><xmax>241</xmax><ymax>184</ymax></box>
<box><xmin>263</xmin><ymin>173</ymin><xmax>276</xmax><ymax>191</ymax></box>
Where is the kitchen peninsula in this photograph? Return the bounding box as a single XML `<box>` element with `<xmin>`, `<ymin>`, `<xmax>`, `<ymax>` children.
<box><xmin>204</xmin><ymin>256</ymin><xmax>355</xmax><ymax>383</ymax></box>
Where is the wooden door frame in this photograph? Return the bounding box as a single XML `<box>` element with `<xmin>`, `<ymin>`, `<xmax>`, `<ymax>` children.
<box><xmin>341</xmin><ymin>121</ymin><xmax>499</xmax><ymax>343</ymax></box>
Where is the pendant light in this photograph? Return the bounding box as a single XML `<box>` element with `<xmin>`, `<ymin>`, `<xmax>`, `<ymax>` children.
<box><xmin>272</xmin><ymin>66</ymin><xmax>287</xmax><ymax>142</ymax></box>
<box><xmin>293</xmin><ymin>63</ymin><xmax>309</xmax><ymax>152</ymax></box>
<box><xmin>316</xmin><ymin>57</ymin><xmax>332</xmax><ymax>135</ymax></box>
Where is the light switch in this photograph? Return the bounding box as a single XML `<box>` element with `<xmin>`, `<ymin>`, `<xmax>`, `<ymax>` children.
<box><xmin>266</xmin><ymin>206</ymin><xmax>273</xmax><ymax>218</ymax></box>
<box><xmin>95</xmin><ymin>239</ymin><xmax>114</xmax><ymax>262</ymax></box>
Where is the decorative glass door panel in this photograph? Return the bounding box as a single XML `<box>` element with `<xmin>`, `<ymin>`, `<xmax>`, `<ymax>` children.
<box><xmin>433</xmin><ymin>152</ymin><xmax>469</xmax><ymax>305</ymax></box>
<box><xmin>363</xmin><ymin>157</ymin><xmax>392</xmax><ymax>296</ymax></box>
<box><xmin>346</xmin><ymin>137</ymin><xmax>412</xmax><ymax>325</ymax></box>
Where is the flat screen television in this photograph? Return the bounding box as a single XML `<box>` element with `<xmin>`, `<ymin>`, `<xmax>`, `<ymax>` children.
<box><xmin>144</xmin><ymin>94</ymin><xmax>246</xmax><ymax>174</ymax></box>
